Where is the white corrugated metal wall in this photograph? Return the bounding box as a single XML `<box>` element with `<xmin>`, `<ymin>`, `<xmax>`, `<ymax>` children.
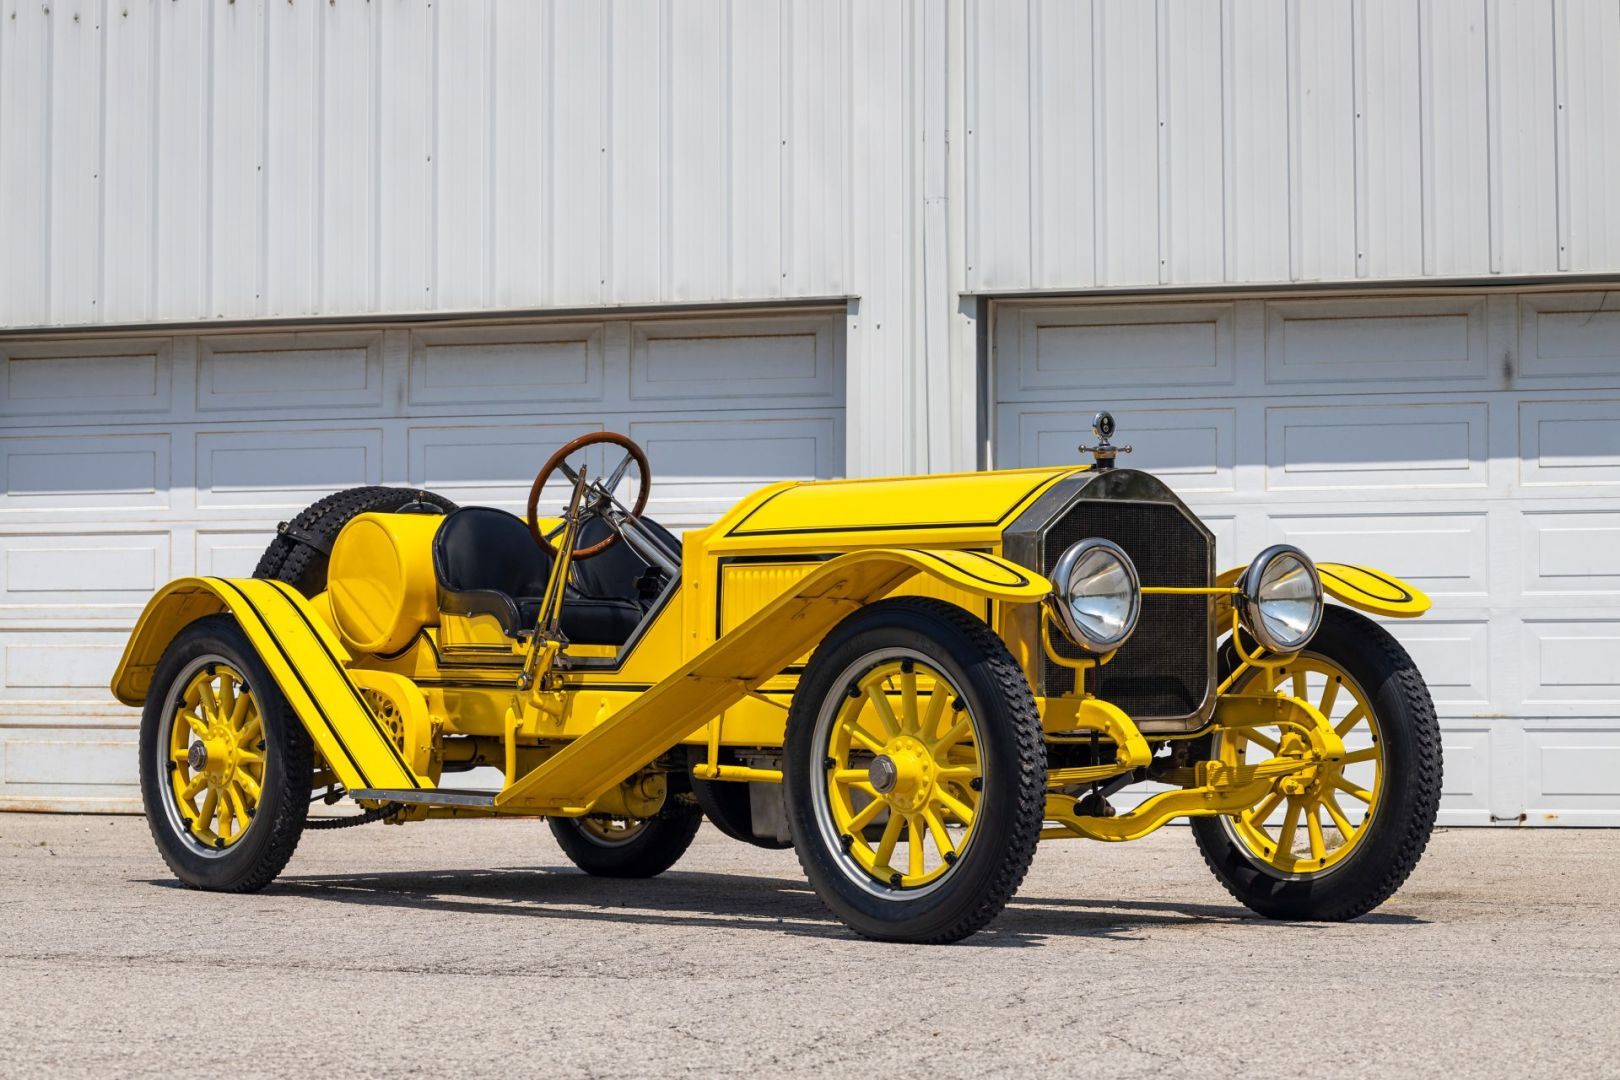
<box><xmin>5</xmin><ymin>1</ymin><xmax>1616</xmax><ymax>474</ymax></box>
<box><xmin>4</xmin><ymin>1</ymin><xmax>1620</xmax><ymax>815</ymax></box>
<box><xmin>965</xmin><ymin>0</ymin><xmax>1620</xmax><ymax>291</ymax></box>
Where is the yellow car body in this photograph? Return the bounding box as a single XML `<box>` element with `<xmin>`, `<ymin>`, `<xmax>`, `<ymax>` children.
<box><xmin>112</xmin><ymin>434</ymin><xmax>1441</xmax><ymax>942</ymax></box>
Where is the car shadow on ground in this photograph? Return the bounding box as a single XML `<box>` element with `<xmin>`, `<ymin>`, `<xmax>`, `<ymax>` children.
<box><xmin>144</xmin><ymin>865</ymin><xmax>1423</xmax><ymax>945</ymax></box>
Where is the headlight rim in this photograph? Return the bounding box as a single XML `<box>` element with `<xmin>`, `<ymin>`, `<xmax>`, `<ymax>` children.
<box><xmin>1237</xmin><ymin>543</ymin><xmax>1324</xmax><ymax>655</ymax></box>
<box><xmin>1048</xmin><ymin>537</ymin><xmax>1143</xmax><ymax>654</ymax></box>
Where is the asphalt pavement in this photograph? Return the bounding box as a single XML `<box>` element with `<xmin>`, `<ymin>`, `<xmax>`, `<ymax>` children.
<box><xmin>1</xmin><ymin>812</ymin><xmax>1615</xmax><ymax>1079</ymax></box>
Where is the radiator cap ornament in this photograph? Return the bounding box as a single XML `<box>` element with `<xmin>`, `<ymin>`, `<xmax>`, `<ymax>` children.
<box><xmin>1079</xmin><ymin>411</ymin><xmax>1132</xmax><ymax>471</ymax></box>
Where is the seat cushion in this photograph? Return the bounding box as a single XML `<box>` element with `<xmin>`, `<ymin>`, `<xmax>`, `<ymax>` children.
<box><xmin>517</xmin><ymin>596</ymin><xmax>645</xmax><ymax>647</ymax></box>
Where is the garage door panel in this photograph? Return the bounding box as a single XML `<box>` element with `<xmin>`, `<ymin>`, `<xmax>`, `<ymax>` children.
<box><xmin>0</xmin><ymin>532</ymin><xmax>170</xmax><ymax>619</ymax></box>
<box><xmin>1266</xmin><ymin>512</ymin><xmax>1489</xmax><ymax>598</ymax></box>
<box><xmin>3</xmin><ymin>311</ymin><xmax>845</xmax><ymax>807</ymax></box>
<box><xmin>1436</xmin><ymin>724</ymin><xmax>1493</xmax><ymax>825</ymax></box>
<box><xmin>1266</xmin><ymin>402</ymin><xmax>1487</xmax><ymax>490</ymax></box>
<box><xmin>0</xmin><ymin>433</ymin><xmax>171</xmax><ymax>513</ymax></box>
<box><xmin>1263</xmin><ymin>296</ymin><xmax>1488</xmax><ymax>386</ymax></box>
<box><xmin>1</xmin><ymin>338</ymin><xmax>174</xmax><ymax>417</ymax></box>
<box><xmin>1522</xmin><ymin>619</ymin><xmax>1620</xmax><ymax>706</ymax></box>
<box><xmin>195</xmin><ymin>427</ymin><xmax>384</xmax><ymax>510</ymax></box>
<box><xmin>195</xmin><ymin>529</ymin><xmax>272</xmax><ymax>579</ymax></box>
<box><xmin>1518</xmin><ymin>293</ymin><xmax>1620</xmax><ymax>381</ymax></box>
<box><xmin>1518</xmin><ymin>398</ymin><xmax>1620</xmax><ymax>487</ymax></box>
<box><xmin>629</xmin><ymin>415</ymin><xmax>842</xmax><ymax>527</ymax></box>
<box><xmin>1521</xmin><ymin>509</ymin><xmax>1620</xmax><ymax>595</ymax></box>
<box><xmin>0</xmin><ymin>729</ymin><xmax>139</xmax><ymax>811</ymax></box>
<box><xmin>1005</xmin><ymin>405</ymin><xmax>1236</xmax><ymax>492</ymax></box>
<box><xmin>1523</xmin><ymin>726</ymin><xmax>1620</xmax><ymax>825</ymax></box>
<box><xmin>197</xmin><ymin>331</ymin><xmax>384</xmax><ymax>413</ymax></box>
<box><xmin>408</xmin><ymin>324</ymin><xmax>606</xmax><ymax>408</ymax></box>
<box><xmin>0</xmin><ymin>629</ymin><xmax>128</xmax><ymax>705</ymax></box>
<box><xmin>1388</xmin><ymin>618</ymin><xmax>1492</xmax><ymax>709</ymax></box>
<box><xmin>407</xmin><ymin>421</ymin><xmax>609</xmax><ymax>513</ymax></box>
<box><xmin>630</xmin><ymin>316</ymin><xmax>843</xmax><ymax>403</ymax></box>
<box><xmin>998</xmin><ymin>302</ymin><xmax>1236</xmax><ymax>400</ymax></box>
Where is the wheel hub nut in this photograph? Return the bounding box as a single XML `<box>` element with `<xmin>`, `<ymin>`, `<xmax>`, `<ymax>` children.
<box><xmin>868</xmin><ymin>755</ymin><xmax>898</xmax><ymax>794</ymax></box>
<box><xmin>187</xmin><ymin>742</ymin><xmax>209</xmax><ymax>771</ymax></box>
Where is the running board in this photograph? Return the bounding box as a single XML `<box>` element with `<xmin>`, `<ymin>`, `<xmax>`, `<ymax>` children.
<box><xmin>350</xmin><ymin>788</ymin><xmax>497</xmax><ymax>808</ymax></box>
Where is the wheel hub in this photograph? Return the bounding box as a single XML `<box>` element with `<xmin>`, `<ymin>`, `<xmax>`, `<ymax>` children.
<box><xmin>877</xmin><ymin>735</ymin><xmax>937</xmax><ymax>814</ymax></box>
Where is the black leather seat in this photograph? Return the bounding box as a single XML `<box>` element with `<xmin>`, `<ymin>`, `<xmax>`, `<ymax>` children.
<box><xmin>431</xmin><ymin>506</ymin><xmax>668</xmax><ymax>647</ymax></box>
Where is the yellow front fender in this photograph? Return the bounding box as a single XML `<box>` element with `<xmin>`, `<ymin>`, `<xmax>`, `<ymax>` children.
<box><xmin>110</xmin><ymin>577</ymin><xmax>427</xmax><ymax>793</ymax></box>
<box><xmin>1216</xmin><ymin>561</ymin><xmax>1430</xmax><ymax>620</ymax></box>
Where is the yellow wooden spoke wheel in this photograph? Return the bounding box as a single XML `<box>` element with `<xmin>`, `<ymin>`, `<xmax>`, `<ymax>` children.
<box><xmin>1218</xmin><ymin>656</ymin><xmax>1383</xmax><ymax>877</ymax></box>
<box><xmin>785</xmin><ymin>598</ymin><xmax>1045</xmax><ymax>944</ymax></box>
<box><xmin>821</xmin><ymin>657</ymin><xmax>982</xmax><ymax>890</ymax></box>
<box><xmin>1192</xmin><ymin>605</ymin><xmax>1441</xmax><ymax>921</ymax></box>
<box><xmin>548</xmin><ymin>802</ymin><xmax>703</xmax><ymax>878</ymax></box>
<box><xmin>163</xmin><ymin>660</ymin><xmax>267</xmax><ymax>851</ymax></box>
<box><xmin>139</xmin><ymin>615</ymin><xmax>313</xmax><ymax>891</ymax></box>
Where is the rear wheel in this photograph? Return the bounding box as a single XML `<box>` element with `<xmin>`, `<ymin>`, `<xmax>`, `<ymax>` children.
<box><xmin>548</xmin><ymin>801</ymin><xmax>703</xmax><ymax>878</ymax></box>
<box><xmin>253</xmin><ymin>485</ymin><xmax>457</xmax><ymax>596</ymax></box>
<box><xmin>138</xmin><ymin>616</ymin><xmax>313</xmax><ymax>891</ymax></box>
<box><xmin>784</xmin><ymin>598</ymin><xmax>1045</xmax><ymax>944</ymax></box>
<box><xmin>1192</xmin><ymin>605</ymin><xmax>1441</xmax><ymax>920</ymax></box>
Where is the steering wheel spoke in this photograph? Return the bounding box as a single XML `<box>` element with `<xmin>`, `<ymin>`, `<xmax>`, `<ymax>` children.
<box><xmin>526</xmin><ymin>432</ymin><xmax>651</xmax><ymax>562</ymax></box>
<box><xmin>603</xmin><ymin>451</ymin><xmax>637</xmax><ymax>495</ymax></box>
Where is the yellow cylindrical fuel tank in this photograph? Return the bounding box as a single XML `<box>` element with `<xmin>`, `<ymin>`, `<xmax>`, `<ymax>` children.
<box><xmin>327</xmin><ymin>512</ymin><xmax>443</xmax><ymax>655</ymax></box>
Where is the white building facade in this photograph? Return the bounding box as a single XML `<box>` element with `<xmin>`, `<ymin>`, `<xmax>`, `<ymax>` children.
<box><xmin>3</xmin><ymin>0</ymin><xmax>1619</xmax><ymax>823</ymax></box>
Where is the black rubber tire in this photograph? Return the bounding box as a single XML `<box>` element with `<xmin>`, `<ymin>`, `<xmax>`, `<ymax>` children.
<box><xmin>548</xmin><ymin>800</ymin><xmax>704</xmax><ymax>878</ymax></box>
<box><xmin>253</xmin><ymin>485</ymin><xmax>458</xmax><ymax>597</ymax></box>
<box><xmin>784</xmin><ymin>598</ymin><xmax>1046</xmax><ymax>944</ymax></box>
<box><xmin>1191</xmin><ymin>605</ymin><xmax>1442</xmax><ymax>921</ymax></box>
<box><xmin>138</xmin><ymin>615</ymin><xmax>314</xmax><ymax>892</ymax></box>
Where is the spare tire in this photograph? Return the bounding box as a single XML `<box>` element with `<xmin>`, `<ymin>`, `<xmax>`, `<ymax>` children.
<box><xmin>253</xmin><ymin>486</ymin><xmax>458</xmax><ymax>597</ymax></box>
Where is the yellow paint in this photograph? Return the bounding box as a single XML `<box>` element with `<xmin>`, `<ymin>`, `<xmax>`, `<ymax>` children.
<box><xmin>328</xmin><ymin>512</ymin><xmax>443</xmax><ymax>655</ymax></box>
<box><xmin>705</xmin><ymin>467</ymin><xmax>1074</xmax><ymax>554</ymax></box>
<box><xmin>111</xmin><ymin>576</ymin><xmax>427</xmax><ymax>792</ymax></box>
<box><xmin>823</xmin><ymin>658</ymin><xmax>981</xmax><ymax>889</ymax></box>
<box><xmin>1316</xmin><ymin>562</ymin><xmax>1431</xmax><ymax>618</ymax></box>
<box><xmin>166</xmin><ymin>663</ymin><xmax>264</xmax><ymax>849</ymax></box>
<box><xmin>1219</xmin><ymin>560</ymin><xmax>1430</xmax><ymax>620</ymax></box>
<box><xmin>113</xmin><ymin>454</ymin><xmax>1424</xmax><ymax>887</ymax></box>
<box><xmin>496</xmin><ymin>547</ymin><xmax>1048</xmax><ymax>810</ymax></box>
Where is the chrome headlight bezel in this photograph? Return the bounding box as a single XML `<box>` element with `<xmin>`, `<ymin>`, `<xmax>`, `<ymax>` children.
<box><xmin>1237</xmin><ymin>544</ymin><xmax>1324</xmax><ymax>654</ymax></box>
<box><xmin>1048</xmin><ymin>537</ymin><xmax>1142</xmax><ymax>654</ymax></box>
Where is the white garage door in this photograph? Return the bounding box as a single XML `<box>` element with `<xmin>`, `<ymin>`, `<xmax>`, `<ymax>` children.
<box><xmin>0</xmin><ymin>310</ymin><xmax>845</xmax><ymax>811</ymax></box>
<box><xmin>996</xmin><ymin>290</ymin><xmax>1620</xmax><ymax>827</ymax></box>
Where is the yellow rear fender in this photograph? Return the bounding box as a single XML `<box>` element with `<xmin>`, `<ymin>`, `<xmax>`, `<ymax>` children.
<box><xmin>1216</xmin><ymin>561</ymin><xmax>1431</xmax><ymax>620</ymax></box>
<box><xmin>110</xmin><ymin>577</ymin><xmax>428</xmax><ymax>793</ymax></box>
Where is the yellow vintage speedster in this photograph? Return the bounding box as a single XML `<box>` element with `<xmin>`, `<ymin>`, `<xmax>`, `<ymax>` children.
<box><xmin>112</xmin><ymin>417</ymin><xmax>1440</xmax><ymax>943</ymax></box>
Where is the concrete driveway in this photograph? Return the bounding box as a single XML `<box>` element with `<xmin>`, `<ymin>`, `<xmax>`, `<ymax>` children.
<box><xmin>1</xmin><ymin>813</ymin><xmax>1614</xmax><ymax>1079</ymax></box>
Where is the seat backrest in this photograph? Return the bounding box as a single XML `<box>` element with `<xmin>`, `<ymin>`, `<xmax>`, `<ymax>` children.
<box><xmin>432</xmin><ymin>506</ymin><xmax>553</xmax><ymax>599</ymax></box>
<box><xmin>571</xmin><ymin>516</ymin><xmax>682</xmax><ymax>602</ymax></box>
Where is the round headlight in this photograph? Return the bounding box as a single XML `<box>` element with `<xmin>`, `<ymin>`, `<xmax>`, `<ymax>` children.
<box><xmin>1049</xmin><ymin>538</ymin><xmax>1141</xmax><ymax>653</ymax></box>
<box><xmin>1237</xmin><ymin>544</ymin><xmax>1324</xmax><ymax>654</ymax></box>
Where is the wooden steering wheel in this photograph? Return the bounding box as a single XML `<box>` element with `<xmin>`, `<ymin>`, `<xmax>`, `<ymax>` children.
<box><xmin>526</xmin><ymin>431</ymin><xmax>651</xmax><ymax>561</ymax></box>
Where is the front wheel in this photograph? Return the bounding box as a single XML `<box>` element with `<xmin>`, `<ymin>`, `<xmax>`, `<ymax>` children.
<box><xmin>784</xmin><ymin>598</ymin><xmax>1046</xmax><ymax>944</ymax></box>
<box><xmin>1192</xmin><ymin>604</ymin><xmax>1442</xmax><ymax>920</ymax></box>
<box><xmin>548</xmin><ymin>800</ymin><xmax>703</xmax><ymax>878</ymax></box>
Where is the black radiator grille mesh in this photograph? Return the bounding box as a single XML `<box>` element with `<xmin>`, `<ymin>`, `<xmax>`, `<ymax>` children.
<box><xmin>1041</xmin><ymin>501</ymin><xmax>1212</xmax><ymax>719</ymax></box>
